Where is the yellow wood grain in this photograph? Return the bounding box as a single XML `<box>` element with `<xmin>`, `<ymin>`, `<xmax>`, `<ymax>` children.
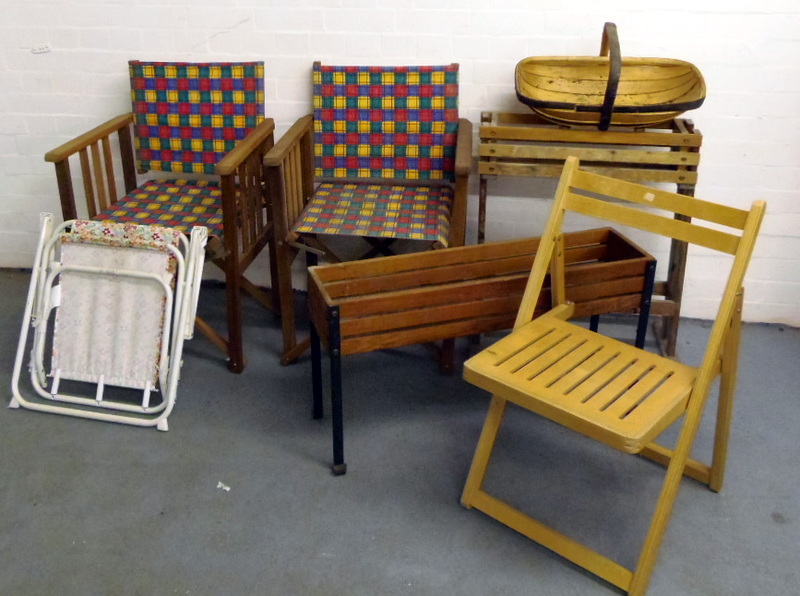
<box><xmin>460</xmin><ymin>155</ymin><xmax>766</xmax><ymax>595</ymax></box>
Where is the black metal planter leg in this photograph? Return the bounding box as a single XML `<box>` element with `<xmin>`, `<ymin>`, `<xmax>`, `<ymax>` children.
<box><xmin>329</xmin><ymin>307</ymin><xmax>346</xmax><ymax>475</ymax></box>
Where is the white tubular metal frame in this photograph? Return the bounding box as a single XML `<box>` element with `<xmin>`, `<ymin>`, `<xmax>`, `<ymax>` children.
<box><xmin>10</xmin><ymin>214</ymin><xmax>208</xmax><ymax>431</ymax></box>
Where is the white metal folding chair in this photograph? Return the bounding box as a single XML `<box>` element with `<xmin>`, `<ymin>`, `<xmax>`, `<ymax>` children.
<box><xmin>10</xmin><ymin>213</ymin><xmax>207</xmax><ymax>431</ymax></box>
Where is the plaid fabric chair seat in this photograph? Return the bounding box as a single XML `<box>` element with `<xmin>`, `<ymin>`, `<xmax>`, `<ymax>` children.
<box><xmin>96</xmin><ymin>179</ymin><xmax>224</xmax><ymax>236</ymax></box>
<box><xmin>293</xmin><ymin>182</ymin><xmax>452</xmax><ymax>244</ymax></box>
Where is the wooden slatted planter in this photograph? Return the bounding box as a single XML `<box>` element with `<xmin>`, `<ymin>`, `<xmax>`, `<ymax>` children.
<box><xmin>307</xmin><ymin>227</ymin><xmax>656</xmax><ymax>474</ymax></box>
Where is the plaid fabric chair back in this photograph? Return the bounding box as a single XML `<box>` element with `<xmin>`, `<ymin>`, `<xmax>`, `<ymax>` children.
<box><xmin>130</xmin><ymin>61</ymin><xmax>265</xmax><ymax>175</ymax></box>
<box><xmin>313</xmin><ymin>63</ymin><xmax>459</xmax><ymax>182</ymax></box>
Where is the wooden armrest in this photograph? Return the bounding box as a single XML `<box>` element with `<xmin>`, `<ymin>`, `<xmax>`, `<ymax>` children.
<box><xmin>45</xmin><ymin>113</ymin><xmax>133</xmax><ymax>164</ymax></box>
<box><xmin>216</xmin><ymin>118</ymin><xmax>276</xmax><ymax>176</ymax></box>
<box><xmin>454</xmin><ymin>118</ymin><xmax>473</xmax><ymax>177</ymax></box>
<box><xmin>446</xmin><ymin>118</ymin><xmax>473</xmax><ymax>247</ymax></box>
<box><xmin>263</xmin><ymin>115</ymin><xmax>314</xmax><ymax>167</ymax></box>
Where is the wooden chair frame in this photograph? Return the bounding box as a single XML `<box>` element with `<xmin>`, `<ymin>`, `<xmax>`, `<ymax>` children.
<box><xmin>45</xmin><ymin>111</ymin><xmax>279</xmax><ymax>373</ymax></box>
<box><xmin>461</xmin><ymin>156</ymin><xmax>765</xmax><ymax>595</ymax></box>
<box><xmin>265</xmin><ymin>111</ymin><xmax>473</xmax><ymax>365</ymax></box>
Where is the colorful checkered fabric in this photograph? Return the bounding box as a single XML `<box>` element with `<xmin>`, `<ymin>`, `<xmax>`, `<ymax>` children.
<box><xmin>313</xmin><ymin>64</ymin><xmax>459</xmax><ymax>182</ymax></box>
<box><xmin>293</xmin><ymin>183</ymin><xmax>453</xmax><ymax>244</ymax></box>
<box><xmin>95</xmin><ymin>179</ymin><xmax>224</xmax><ymax>236</ymax></box>
<box><xmin>130</xmin><ymin>61</ymin><xmax>265</xmax><ymax>175</ymax></box>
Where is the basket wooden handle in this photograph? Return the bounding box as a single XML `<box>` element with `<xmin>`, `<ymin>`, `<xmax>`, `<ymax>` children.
<box><xmin>598</xmin><ymin>22</ymin><xmax>621</xmax><ymax>131</ymax></box>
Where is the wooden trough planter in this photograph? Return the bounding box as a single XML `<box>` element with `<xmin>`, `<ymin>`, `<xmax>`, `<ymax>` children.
<box><xmin>307</xmin><ymin>227</ymin><xmax>657</xmax><ymax>474</ymax></box>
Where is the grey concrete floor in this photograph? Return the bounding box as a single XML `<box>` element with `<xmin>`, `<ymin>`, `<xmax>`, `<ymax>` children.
<box><xmin>1</xmin><ymin>267</ymin><xmax>798</xmax><ymax>595</ymax></box>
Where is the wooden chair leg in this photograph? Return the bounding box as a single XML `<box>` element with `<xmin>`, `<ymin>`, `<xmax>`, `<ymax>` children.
<box><xmin>461</xmin><ymin>395</ymin><xmax>508</xmax><ymax>508</ymax></box>
<box><xmin>464</xmin><ymin>393</ymin><xmax>715</xmax><ymax>595</ymax></box>
<box><xmin>266</xmin><ymin>232</ymin><xmax>282</xmax><ymax>314</ymax></box>
<box><xmin>464</xmin><ymin>396</ymin><xmax>635</xmax><ymax>592</ymax></box>
<box><xmin>225</xmin><ymin>265</ymin><xmax>245</xmax><ymax>373</ymax></box>
<box><xmin>629</xmin><ymin>440</ymin><xmax>692</xmax><ymax>595</ymax></box>
<box><xmin>709</xmin><ymin>290</ymin><xmax>744</xmax><ymax>492</ymax></box>
<box><xmin>630</xmin><ymin>380</ymin><xmax>714</xmax><ymax>595</ymax></box>
<box><xmin>275</xmin><ymin>244</ymin><xmax>300</xmax><ymax>366</ymax></box>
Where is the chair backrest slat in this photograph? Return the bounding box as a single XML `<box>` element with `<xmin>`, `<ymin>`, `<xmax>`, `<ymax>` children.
<box><xmin>101</xmin><ymin>137</ymin><xmax>118</xmax><ymax>205</ymax></box>
<box><xmin>313</xmin><ymin>63</ymin><xmax>459</xmax><ymax>182</ymax></box>
<box><xmin>90</xmin><ymin>142</ymin><xmax>109</xmax><ymax>212</ymax></box>
<box><xmin>571</xmin><ymin>169</ymin><xmax>749</xmax><ymax>230</ymax></box>
<box><xmin>565</xmin><ymin>192</ymin><xmax>742</xmax><ymax>254</ymax></box>
<box><xmin>78</xmin><ymin>148</ymin><xmax>97</xmax><ymax>218</ymax></box>
<box><xmin>515</xmin><ymin>157</ymin><xmax>766</xmax><ymax>346</ymax></box>
<box><xmin>129</xmin><ymin>61</ymin><xmax>265</xmax><ymax>175</ymax></box>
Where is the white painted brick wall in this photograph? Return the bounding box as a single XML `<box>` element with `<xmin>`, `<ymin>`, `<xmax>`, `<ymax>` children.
<box><xmin>1</xmin><ymin>1</ymin><xmax>798</xmax><ymax>326</ymax></box>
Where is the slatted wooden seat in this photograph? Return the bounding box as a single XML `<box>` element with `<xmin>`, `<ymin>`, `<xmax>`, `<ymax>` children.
<box><xmin>461</xmin><ymin>156</ymin><xmax>765</xmax><ymax>595</ymax></box>
<box><xmin>464</xmin><ymin>309</ymin><xmax>697</xmax><ymax>454</ymax></box>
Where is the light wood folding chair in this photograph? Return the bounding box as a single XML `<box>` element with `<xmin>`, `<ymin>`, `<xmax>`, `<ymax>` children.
<box><xmin>461</xmin><ymin>156</ymin><xmax>765</xmax><ymax>595</ymax></box>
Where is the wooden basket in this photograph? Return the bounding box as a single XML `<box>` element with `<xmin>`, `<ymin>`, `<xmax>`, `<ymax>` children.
<box><xmin>515</xmin><ymin>23</ymin><xmax>706</xmax><ymax>130</ymax></box>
